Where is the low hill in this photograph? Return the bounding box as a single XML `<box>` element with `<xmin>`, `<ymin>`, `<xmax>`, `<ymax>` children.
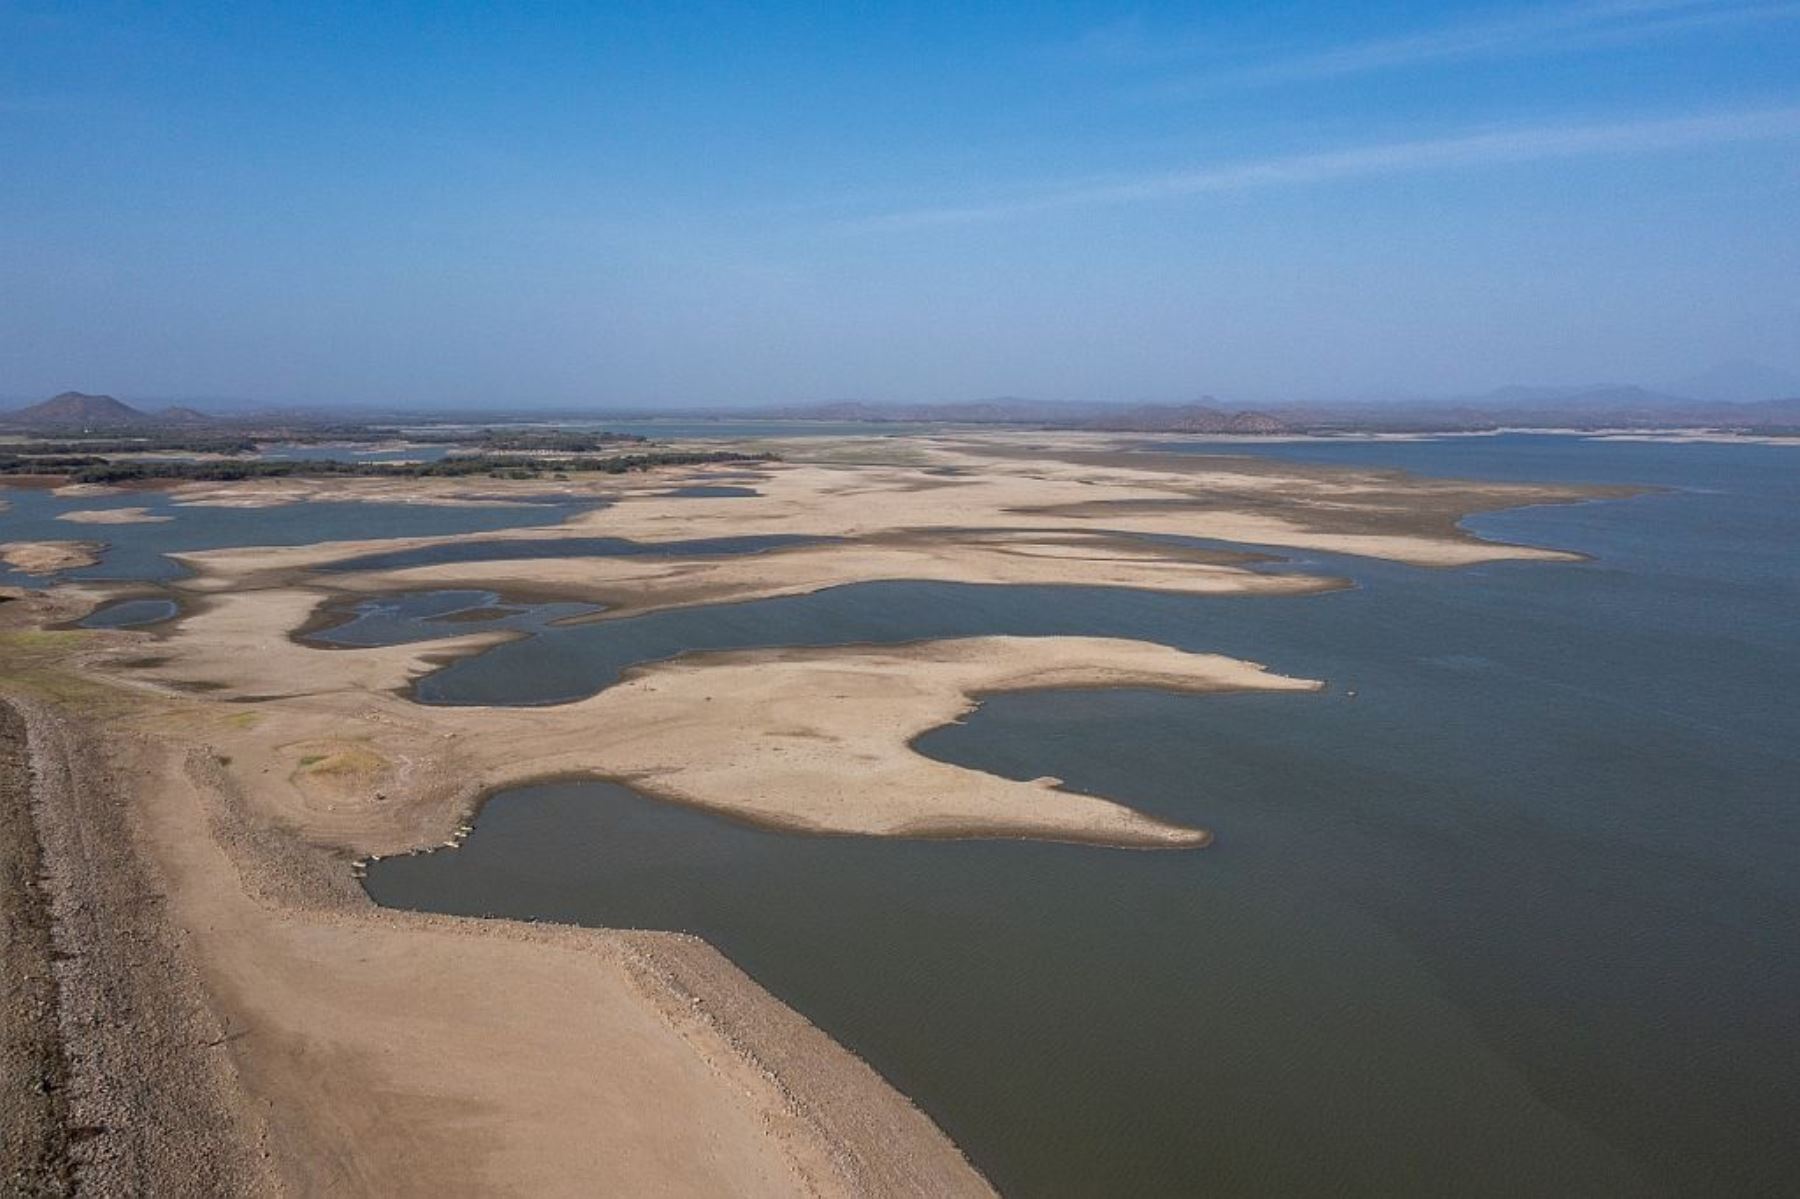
<box><xmin>758</xmin><ymin>398</ymin><xmax>1108</xmax><ymax>424</ymax></box>
<box><xmin>1083</xmin><ymin>403</ymin><xmax>1292</xmax><ymax>434</ymax></box>
<box><xmin>6</xmin><ymin>391</ymin><xmax>149</xmax><ymax>427</ymax></box>
<box><xmin>1673</xmin><ymin>361</ymin><xmax>1800</xmax><ymax>405</ymax></box>
<box><xmin>155</xmin><ymin>405</ymin><xmax>213</xmax><ymax>424</ymax></box>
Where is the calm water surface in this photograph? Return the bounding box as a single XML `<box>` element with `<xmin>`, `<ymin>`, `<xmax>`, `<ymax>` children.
<box><xmin>315</xmin><ymin>531</ymin><xmax>823</xmax><ymax>575</ymax></box>
<box><xmin>78</xmin><ymin>597</ymin><xmax>180</xmax><ymax>628</ymax></box>
<box><xmin>0</xmin><ymin>485</ymin><xmax>590</xmax><ymax>585</ymax></box>
<box><xmin>307</xmin><ymin>589</ymin><xmax>603</xmax><ymax>647</ymax></box>
<box><xmin>661</xmin><ymin>484</ymin><xmax>761</xmax><ymax>498</ymax></box>
<box><xmin>352</xmin><ymin>436</ymin><xmax>1794</xmax><ymax>1195</ymax></box>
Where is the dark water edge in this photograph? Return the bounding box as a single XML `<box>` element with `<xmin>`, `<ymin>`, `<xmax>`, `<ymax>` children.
<box><xmin>305</xmin><ymin>589</ymin><xmax>603</xmax><ymax>647</ymax></box>
<box><xmin>314</xmin><ymin>531</ymin><xmax>824</xmax><ymax>574</ymax></box>
<box><xmin>78</xmin><ymin>597</ymin><xmax>180</xmax><ymax>628</ymax></box>
<box><xmin>355</xmin><ymin>436</ymin><xmax>1797</xmax><ymax>1195</ymax></box>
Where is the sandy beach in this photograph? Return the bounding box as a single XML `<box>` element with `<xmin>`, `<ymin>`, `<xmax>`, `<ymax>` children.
<box><xmin>56</xmin><ymin>506</ymin><xmax>173</xmax><ymax>524</ymax></box>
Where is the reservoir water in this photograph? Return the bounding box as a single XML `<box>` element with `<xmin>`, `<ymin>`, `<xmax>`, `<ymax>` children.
<box><xmin>314</xmin><ymin>531</ymin><xmax>824</xmax><ymax>575</ymax></box>
<box><xmin>306</xmin><ymin>589</ymin><xmax>603</xmax><ymax>648</ymax></box>
<box><xmin>301</xmin><ymin>436</ymin><xmax>1799</xmax><ymax>1194</ymax></box>
<box><xmin>0</xmin><ymin>485</ymin><xmax>591</xmax><ymax>585</ymax></box>
<box><xmin>660</xmin><ymin>483</ymin><xmax>760</xmax><ymax>498</ymax></box>
<box><xmin>78</xmin><ymin>597</ymin><xmax>180</xmax><ymax>628</ymax></box>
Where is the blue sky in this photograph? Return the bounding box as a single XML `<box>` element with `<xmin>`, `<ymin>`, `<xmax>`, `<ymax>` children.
<box><xmin>3</xmin><ymin>1</ymin><xmax>1797</xmax><ymax>407</ymax></box>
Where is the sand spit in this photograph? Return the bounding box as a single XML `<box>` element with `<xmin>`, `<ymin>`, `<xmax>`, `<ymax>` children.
<box><xmin>533</xmin><ymin>636</ymin><xmax>1320</xmax><ymax>844</ymax></box>
<box><xmin>1588</xmin><ymin>430</ymin><xmax>1800</xmax><ymax>446</ymax></box>
<box><xmin>0</xmin><ymin>541</ymin><xmax>102</xmax><ymax>574</ymax></box>
<box><xmin>3</xmin><ymin>437</ymin><xmax>1625</xmax><ymax>1195</ymax></box>
<box><xmin>166</xmin><ymin>475</ymin><xmax>606</xmax><ymax>509</ymax></box>
<box><xmin>165</xmin><ymin>442</ymin><xmax>1611</xmax><ymax>597</ymax></box>
<box><xmin>303</xmin><ymin>528</ymin><xmax>1335</xmax><ymax>623</ymax></box>
<box><xmin>56</xmin><ymin>505</ymin><xmax>173</xmax><ymax>524</ymax></box>
<box><xmin>109</xmin><ymin>589</ymin><xmax>1316</xmax><ymax>846</ymax></box>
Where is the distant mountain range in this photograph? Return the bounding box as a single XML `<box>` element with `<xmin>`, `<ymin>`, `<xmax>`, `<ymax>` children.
<box><xmin>5</xmin><ymin>376</ymin><xmax>1798</xmax><ymax>435</ymax></box>
<box><xmin>756</xmin><ymin>398</ymin><xmax>1105</xmax><ymax>423</ymax></box>
<box><xmin>1671</xmin><ymin>360</ymin><xmax>1800</xmax><ymax>405</ymax></box>
<box><xmin>1278</xmin><ymin>384</ymin><xmax>1800</xmax><ymax>431</ymax></box>
<box><xmin>754</xmin><ymin>385</ymin><xmax>1800</xmax><ymax>433</ymax></box>
<box><xmin>751</xmin><ymin>398</ymin><xmax>1296</xmax><ymax>433</ymax></box>
<box><xmin>1077</xmin><ymin>403</ymin><xmax>1291</xmax><ymax>434</ymax></box>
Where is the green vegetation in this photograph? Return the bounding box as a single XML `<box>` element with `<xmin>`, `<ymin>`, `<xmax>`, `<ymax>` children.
<box><xmin>0</xmin><ymin>454</ymin><xmax>109</xmax><ymax>474</ymax></box>
<box><xmin>413</xmin><ymin>430</ymin><xmax>649</xmax><ymax>451</ymax></box>
<box><xmin>0</xmin><ymin>435</ymin><xmax>258</xmax><ymax>455</ymax></box>
<box><xmin>0</xmin><ymin>425</ymin><xmax>671</xmax><ymax>481</ymax></box>
<box><xmin>6</xmin><ymin>450</ymin><xmax>773</xmax><ymax>484</ymax></box>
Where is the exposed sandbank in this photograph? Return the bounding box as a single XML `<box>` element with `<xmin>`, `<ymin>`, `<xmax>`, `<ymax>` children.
<box><xmin>8</xmin><ymin>435</ymin><xmax>1625</xmax><ymax>1194</ymax></box>
<box><xmin>166</xmin><ymin>441</ymin><xmax>1614</xmax><ymax>602</ymax></box>
<box><xmin>540</xmin><ymin>636</ymin><xmax>1319</xmax><ymax>844</ymax></box>
<box><xmin>101</xmin><ymin>583</ymin><xmax>1316</xmax><ymax>846</ymax></box>
<box><xmin>56</xmin><ymin>506</ymin><xmax>172</xmax><ymax>524</ymax></box>
<box><xmin>303</xmin><ymin>529</ymin><xmax>1338</xmax><ymax>624</ymax></box>
<box><xmin>1588</xmin><ymin>430</ymin><xmax>1800</xmax><ymax>445</ymax></box>
<box><xmin>0</xmin><ymin>541</ymin><xmax>102</xmax><ymax>574</ymax></box>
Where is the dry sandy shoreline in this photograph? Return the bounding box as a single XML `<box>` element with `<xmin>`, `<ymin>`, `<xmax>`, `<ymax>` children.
<box><xmin>0</xmin><ymin>434</ymin><xmax>1626</xmax><ymax>1194</ymax></box>
<box><xmin>56</xmin><ymin>506</ymin><xmax>173</xmax><ymax>524</ymax></box>
<box><xmin>0</xmin><ymin>540</ymin><xmax>103</xmax><ymax>575</ymax></box>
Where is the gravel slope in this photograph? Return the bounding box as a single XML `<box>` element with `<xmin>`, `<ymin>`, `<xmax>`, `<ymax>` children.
<box><xmin>1</xmin><ymin>698</ymin><xmax>71</xmax><ymax>1196</ymax></box>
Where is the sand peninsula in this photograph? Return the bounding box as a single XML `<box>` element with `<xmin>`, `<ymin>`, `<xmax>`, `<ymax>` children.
<box><xmin>55</xmin><ymin>506</ymin><xmax>174</xmax><ymax>524</ymax></box>
<box><xmin>0</xmin><ymin>540</ymin><xmax>103</xmax><ymax>575</ymax></box>
<box><xmin>0</xmin><ymin>432</ymin><xmax>1632</xmax><ymax>1194</ymax></box>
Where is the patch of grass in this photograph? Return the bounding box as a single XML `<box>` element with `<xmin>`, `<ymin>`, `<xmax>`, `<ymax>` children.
<box><xmin>293</xmin><ymin>744</ymin><xmax>387</xmax><ymax>780</ymax></box>
<box><xmin>0</xmin><ymin>628</ymin><xmax>89</xmax><ymax>655</ymax></box>
<box><xmin>0</xmin><ymin>666</ymin><xmax>123</xmax><ymax>710</ymax></box>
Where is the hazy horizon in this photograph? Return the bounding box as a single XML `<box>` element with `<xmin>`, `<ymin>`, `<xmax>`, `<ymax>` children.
<box><xmin>5</xmin><ymin>2</ymin><xmax>1798</xmax><ymax>407</ymax></box>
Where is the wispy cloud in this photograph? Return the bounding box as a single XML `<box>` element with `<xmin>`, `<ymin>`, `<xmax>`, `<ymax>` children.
<box><xmin>1117</xmin><ymin>1</ymin><xmax>1800</xmax><ymax>93</ymax></box>
<box><xmin>850</xmin><ymin>106</ymin><xmax>1800</xmax><ymax>231</ymax></box>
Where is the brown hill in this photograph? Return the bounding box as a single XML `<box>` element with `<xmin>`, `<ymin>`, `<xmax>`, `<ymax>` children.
<box><xmin>7</xmin><ymin>391</ymin><xmax>149</xmax><ymax>427</ymax></box>
<box><xmin>156</xmin><ymin>405</ymin><xmax>213</xmax><ymax>424</ymax></box>
<box><xmin>1083</xmin><ymin>404</ymin><xmax>1293</xmax><ymax>434</ymax></box>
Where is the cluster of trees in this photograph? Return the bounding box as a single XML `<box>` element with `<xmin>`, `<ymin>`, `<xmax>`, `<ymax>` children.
<box><xmin>27</xmin><ymin>451</ymin><xmax>773</xmax><ymax>484</ymax></box>
<box><xmin>1</xmin><ymin>426</ymin><xmax>653</xmax><ymax>455</ymax></box>
<box><xmin>0</xmin><ymin>435</ymin><xmax>259</xmax><ymax>454</ymax></box>
<box><xmin>459</xmin><ymin>430</ymin><xmax>649</xmax><ymax>451</ymax></box>
<box><xmin>0</xmin><ymin>454</ymin><xmax>110</xmax><ymax>474</ymax></box>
